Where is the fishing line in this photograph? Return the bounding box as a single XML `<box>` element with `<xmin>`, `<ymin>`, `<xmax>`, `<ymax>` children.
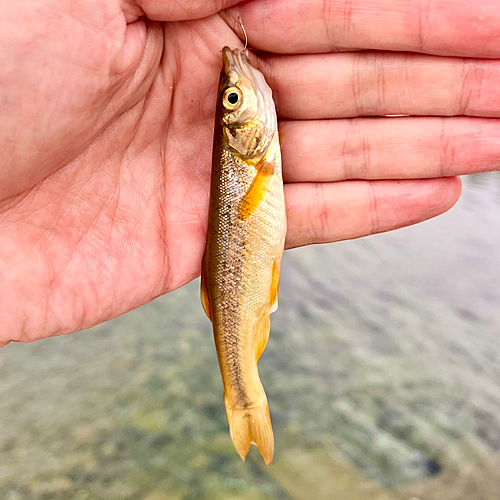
<box><xmin>238</xmin><ymin>15</ymin><xmax>248</xmax><ymax>51</ymax></box>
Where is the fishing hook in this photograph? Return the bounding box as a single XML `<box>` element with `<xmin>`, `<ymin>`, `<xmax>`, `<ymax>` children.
<box><xmin>238</xmin><ymin>15</ymin><xmax>248</xmax><ymax>51</ymax></box>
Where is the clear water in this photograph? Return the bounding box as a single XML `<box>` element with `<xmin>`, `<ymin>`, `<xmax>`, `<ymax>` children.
<box><xmin>1</xmin><ymin>173</ymin><xmax>499</xmax><ymax>500</ymax></box>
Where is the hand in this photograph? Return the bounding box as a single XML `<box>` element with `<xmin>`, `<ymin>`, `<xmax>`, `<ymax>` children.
<box><xmin>1</xmin><ymin>0</ymin><xmax>498</xmax><ymax>345</ymax></box>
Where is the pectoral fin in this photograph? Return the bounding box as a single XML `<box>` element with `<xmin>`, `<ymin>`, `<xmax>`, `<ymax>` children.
<box><xmin>239</xmin><ymin>161</ymin><xmax>274</xmax><ymax>220</ymax></box>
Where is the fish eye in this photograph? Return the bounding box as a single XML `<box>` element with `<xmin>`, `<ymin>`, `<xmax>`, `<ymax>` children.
<box><xmin>222</xmin><ymin>87</ymin><xmax>242</xmax><ymax>110</ymax></box>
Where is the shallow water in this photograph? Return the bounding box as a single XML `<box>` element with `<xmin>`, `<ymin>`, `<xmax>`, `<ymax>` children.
<box><xmin>1</xmin><ymin>173</ymin><xmax>499</xmax><ymax>500</ymax></box>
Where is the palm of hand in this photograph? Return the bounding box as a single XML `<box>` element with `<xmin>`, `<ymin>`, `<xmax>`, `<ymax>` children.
<box><xmin>2</xmin><ymin>0</ymin><xmax>498</xmax><ymax>345</ymax></box>
<box><xmin>0</xmin><ymin>5</ymin><xmax>233</xmax><ymax>342</ymax></box>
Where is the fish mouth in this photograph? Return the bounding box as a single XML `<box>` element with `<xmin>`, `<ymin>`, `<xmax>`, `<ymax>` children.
<box><xmin>222</xmin><ymin>46</ymin><xmax>250</xmax><ymax>77</ymax></box>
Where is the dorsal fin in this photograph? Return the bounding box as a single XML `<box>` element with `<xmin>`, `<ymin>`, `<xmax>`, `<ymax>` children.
<box><xmin>200</xmin><ymin>266</ymin><xmax>212</xmax><ymax>322</ymax></box>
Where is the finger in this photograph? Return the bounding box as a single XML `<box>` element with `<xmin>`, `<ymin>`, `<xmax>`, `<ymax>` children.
<box><xmin>133</xmin><ymin>0</ymin><xmax>242</xmax><ymax>21</ymax></box>
<box><xmin>284</xmin><ymin>177</ymin><xmax>461</xmax><ymax>249</ymax></box>
<box><xmin>281</xmin><ymin>117</ymin><xmax>500</xmax><ymax>182</ymax></box>
<box><xmin>234</xmin><ymin>0</ymin><xmax>500</xmax><ymax>58</ymax></box>
<box><xmin>257</xmin><ymin>52</ymin><xmax>500</xmax><ymax>119</ymax></box>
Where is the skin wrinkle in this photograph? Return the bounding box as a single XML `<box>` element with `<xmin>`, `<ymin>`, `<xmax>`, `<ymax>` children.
<box><xmin>154</xmin><ymin>72</ymin><xmax>173</xmax><ymax>290</ymax></box>
<box><xmin>341</xmin><ymin>120</ymin><xmax>353</xmax><ymax>180</ymax></box>
<box><xmin>375</xmin><ymin>53</ymin><xmax>387</xmax><ymax>113</ymax></box>
<box><xmin>109</xmin><ymin>164</ymin><xmax>164</xmax><ymax>254</ymax></box>
<box><xmin>63</xmin><ymin>230</ymin><xmax>121</xmax><ymax>328</ymax></box>
<box><xmin>460</xmin><ymin>59</ymin><xmax>487</xmax><ymax>116</ymax></box>
<box><xmin>313</xmin><ymin>183</ymin><xmax>330</xmax><ymax>244</ymax></box>
<box><xmin>40</xmin><ymin>221</ymin><xmax>104</xmax><ymax>305</ymax></box>
<box><xmin>15</xmin><ymin>256</ymin><xmax>49</xmax><ymax>342</ymax></box>
<box><xmin>94</xmin><ymin>26</ymin><xmax>158</xmax><ymax>137</ymax></box>
<box><xmin>459</xmin><ymin>59</ymin><xmax>475</xmax><ymax>115</ymax></box>
<box><xmin>184</xmin><ymin>19</ymin><xmax>220</xmax><ymax>71</ymax></box>
<box><xmin>367</xmin><ymin>181</ymin><xmax>380</xmax><ymax>235</ymax></box>
<box><xmin>107</xmin><ymin>20</ymin><xmax>163</xmax><ymax>112</ymax></box>
<box><xmin>27</xmin><ymin>238</ymin><xmax>95</xmax><ymax>342</ymax></box>
<box><xmin>352</xmin><ymin>52</ymin><xmax>363</xmax><ymax>116</ymax></box>
<box><xmin>101</xmin><ymin>175</ymin><xmax>122</xmax><ymax>247</ymax></box>
<box><xmin>322</xmin><ymin>0</ymin><xmax>334</xmax><ymax>47</ymax></box>
<box><xmin>438</xmin><ymin>117</ymin><xmax>448</xmax><ymax>177</ymax></box>
<box><xmin>124</xmin><ymin>166</ymin><xmax>156</xmax><ymax>233</ymax></box>
<box><xmin>159</xmin><ymin>160</ymin><xmax>171</xmax><ymax>293</ymax></box>
<box><xmin>403</xmin><ymin>53</ymin><xmax>414</xmax><ymax>106</ymax></box>
<box><xmin>54</xmin><ymin>170</ymin><xmax>117</xmax><ymax>240</ymax></box>
<box><xmin>343</xmin><ymin>0</ymin><xmax>354</xmax><ymax>32</ymax></box>
<box><xmin>99</xmin><ymin>136</ymin><xmax>161</xmax><ymax>261</ymax></box>
<box><xmin>163</xmin><ymin>33</ymin><xmax>185</xmax><ymax>131</ymax></box>
<box><xmin>44</xmin><ymin>265</ymin><xmax>91</xmax><ymax>341</ymax></box>
<box><xmin>474</xmin><ymin>63</ymin><xmax>486</xmax><ymax>105</ymax></box>
<box><xmin>360</xmin><ymin>119</ymin><xmax>372</xmax><ymax>178</ymax></box>
<box><xmin>438</xmin><ymin>118</ymin><xmax>459</xmax><ymax>178</ymax></box>
<box><xmin>345</xmin><ymin>118</ymin><xmax>365</xmax><ymax>179</ymax></box>
<box><xmin>417</xmin><ymin>0</ymin><xmax>432</xmax><ymax>53</ymax></box>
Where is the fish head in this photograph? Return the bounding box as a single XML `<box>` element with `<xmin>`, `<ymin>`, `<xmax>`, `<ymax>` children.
<box><xmin>217</xmin><ymin>47</ymin><xmax>277</xmax><ymax>160</ymax></box>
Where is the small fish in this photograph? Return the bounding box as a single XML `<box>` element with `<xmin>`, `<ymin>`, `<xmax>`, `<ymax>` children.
<box><xmin>201</xmin><ymin>46</ymin><xmax>286</xmax><ymax>465</ymax></box>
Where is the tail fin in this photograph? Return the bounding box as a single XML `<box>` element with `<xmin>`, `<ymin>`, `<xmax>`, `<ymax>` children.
<box><xmin>225</xmin><ymin>397</ymin><xmax>274</xmax><ymax>465</ymax></box>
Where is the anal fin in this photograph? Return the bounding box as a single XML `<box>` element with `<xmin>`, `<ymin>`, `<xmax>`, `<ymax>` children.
<box><xmin>254</xmin><ymin>314</ymin><xmax>270</xmax><ymax>361</ymax></box>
